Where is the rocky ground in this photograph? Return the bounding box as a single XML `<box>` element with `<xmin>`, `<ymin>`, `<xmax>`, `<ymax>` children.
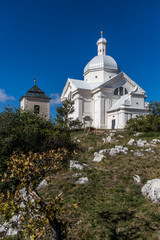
<box><xmin>1</xmin><ymin>130</ymin><xmax>160</xmax><ymax>239</ymax></box>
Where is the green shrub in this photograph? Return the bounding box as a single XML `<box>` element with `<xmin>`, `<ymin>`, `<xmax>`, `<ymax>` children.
<box><xmin>0</xmin><ymin>107</ymin><xmax>73</xmax><ymax>193</ymax></box>
<box><xmin>126</xmin><ymin>101</ymin><xmax>160</xmax><ymax>133</ymax></box>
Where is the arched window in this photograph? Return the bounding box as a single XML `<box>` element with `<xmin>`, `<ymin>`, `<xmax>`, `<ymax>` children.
<box><xmin>114</xmin><ymin>88</ymin><xmax>118</xmax><ymax>95</ymax></box>
<box><xmin>114</xmin><ymin>87</ymin><xmax>128</xmax><ymax>96</ymax></box>
<box><xmin>34</xmin><ymin>105</ymin><xmax>40</xmax><ymax>114</ymax></box>
<box><xmin>120</xmin><ymin>87</ymin><xmax>123</xmax><ymax>96</ymax></box>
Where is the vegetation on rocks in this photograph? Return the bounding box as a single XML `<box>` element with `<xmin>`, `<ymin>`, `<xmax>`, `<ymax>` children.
<box><xmin>1</xmin><ymin>103</ymin><xmax>160</xmax><ymax>239</ymax></box>
<box><xmin>0</xmin><ymin>107</ymin><xmax>74</xmax><ymax>239</ymax></box>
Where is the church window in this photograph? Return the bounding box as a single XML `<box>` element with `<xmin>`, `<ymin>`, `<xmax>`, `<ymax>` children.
<box><xmin>34</xmin><ymin>105</ymin><xmax>40</xmax><ymax>114</ymax></box>
<box><xmin>114</xmin><ymin>87</ymin><xmax>128</xmax><ymax>96</ymax></box>
<box><xmin>114</xmin><ymin>88</ymin><xmax>118</xmax><ymax>95</ymax></box>
<box><xmin>68</xmin><ymin>91</ymin><xmax>72</xmax><ymax>100</ymax></box>
<box><xmin>120</xmin><ymin>87</ymin><xmax>123</xmax><ymax>96</ymax></box>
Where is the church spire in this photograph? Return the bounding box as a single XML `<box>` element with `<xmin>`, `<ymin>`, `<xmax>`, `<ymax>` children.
<box><xmin>101</xmin><ymin>25</ymin><xmax>103</xmax><ymax>38</ymax></box>
<box><xmin>34</xmin><ymin>77</ymin><xmax>36</xmax><ymax>85</ymax></box>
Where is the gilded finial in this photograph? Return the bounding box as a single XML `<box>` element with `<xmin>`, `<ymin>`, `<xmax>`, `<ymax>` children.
<box><xmin>34</xmin><ymin>77</ymin><xmax>36</xmax><ymax>85</ymax></box>
<box><xmin>101</xmin><ymin>25</ymin><xmax>103</xmax><ymax>38</ymax></box>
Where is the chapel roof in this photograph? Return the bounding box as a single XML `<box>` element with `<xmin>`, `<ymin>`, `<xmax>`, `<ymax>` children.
<box><xmin>21</xmin><ymin>85</ymin><xmax>51</xmax><ymax>100</ymax></box>
<box><xmin>70</xmin><ymin>79</ymin><xmax>100</xmax><ymax>90</ymax></box>
<box><xmin>107</xmin><ymin>94</ymin><xmax>130</xmax><ymax>112</ymax></box>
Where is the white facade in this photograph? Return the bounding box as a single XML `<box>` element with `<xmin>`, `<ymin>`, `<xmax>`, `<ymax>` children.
<box><xmin>61</xmin><ymin>34</ymin><xmax>148</xmax><ymax>129</ymax></box>
<box><xmin>20</xmin><ymin>84</ymin><xmax>51</xmax><ymax>120</ymax></box>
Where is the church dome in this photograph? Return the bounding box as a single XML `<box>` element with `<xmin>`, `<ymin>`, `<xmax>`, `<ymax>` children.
<box><xmin>84</xmin><ymin>55</ymin><xmax>120</xmax><ymax>74</ymax></box>
<box><xmin>97</xmin><ymin>37</ymin><xmax>107</xmax><ymax>45</ymax></box>
<box><xmin>84</xmin><ymin>33</ymin><xmax>120</xmax><ymax>75</ymax></box>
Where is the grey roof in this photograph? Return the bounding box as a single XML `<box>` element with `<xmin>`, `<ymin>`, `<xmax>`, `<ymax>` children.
<box><xmin>23</xmin><ymin>85</ymin><xmax>51</xmax><ymax>99</ymax></box>
<box><xmin>108</xmin><ymin>94</ymin><xmax>130</xmax><ymax>112</ymax></box>
<box><xmin>84</xmin><ymin>55</ymin><xmax>120</xmax><ymax>74</ymax></box>
<box><xmin>70</xmin><ymin>79</ymin><xmax>101</xmax><ymax>90</ymax></box>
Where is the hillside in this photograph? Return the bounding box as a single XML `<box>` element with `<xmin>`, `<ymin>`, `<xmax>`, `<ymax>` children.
<box><xmin>2</xmin><ymin>130</ymin><xmax>160</xmax><ymax>240</ymax></box>
<box><xmin>39</xmin><ymin>130</ymin><xmax>160</xmax><ymax>240</ymax></box>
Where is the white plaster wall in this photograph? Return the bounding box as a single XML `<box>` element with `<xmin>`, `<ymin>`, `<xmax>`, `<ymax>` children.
<box><xmin>84</xmin><ymin>70</ymin><xmax>104</xmax><ymax>83</ymax></box>
<box><xmin>130</xmin><ymin>95</ymin><xmax>145</xmax><ymax>109</ymax></box>
<box><xmin>21</xmin><ymin>97</ymin><xmax>50</xmax><ymax>120</ymax></box>
<box><xmin>104</xmin><ymin>72</ymin><xmax>117</xmax><ymax>82</ymax></box>
<box><xmin>107</xmin><ymin>108</ymin><xmax>148</xmax><ymax>129</ymax></box>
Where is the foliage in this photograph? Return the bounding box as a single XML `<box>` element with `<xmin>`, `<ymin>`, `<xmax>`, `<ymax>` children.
<box><xmin>0</xmin><ymin>149</ymin><xmax>68</xmax><ymax>239</ymax></box>
<box><xmin>125</xmin><ymin>101</ymin><xmax>160</xmax><ymax>133</ymax></box>
<box><xmin>55</xmin><ymin>99</ymin><xmax>82</xmax><ymax>129</ymax></box>
<box><xmin>0</xmin><ymin>107</ymin><xmax>72</xmax><ymax>193</ymax></box>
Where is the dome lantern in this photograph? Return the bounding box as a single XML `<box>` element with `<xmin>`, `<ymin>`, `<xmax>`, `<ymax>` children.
<box><xmin>96</xmin><ymin>31</ymin><xmax>107</xmax><ymax>56</ymax></box>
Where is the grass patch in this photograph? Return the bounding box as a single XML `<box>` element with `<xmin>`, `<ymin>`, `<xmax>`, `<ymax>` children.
<box><xmin>2</xmin><ymin>130</ymin><xmax>160</xmax><ymax>239</ymax></box>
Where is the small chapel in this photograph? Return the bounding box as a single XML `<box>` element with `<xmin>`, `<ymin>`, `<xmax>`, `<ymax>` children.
<box><xmin>61</xmin><ymin>32</ymin><xmax>148</xmax><ymax>129</ymax></box>
<box><xmin>20</xmin><ymin>80</ymin><xmax>51</xmax><ymax>120</ymax></box>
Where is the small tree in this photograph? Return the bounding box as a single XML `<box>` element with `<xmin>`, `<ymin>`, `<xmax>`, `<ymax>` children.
<box><xmin>0</xmin><ymin>149</ymin><xmax>67</xmax><ymax>240</ymax></box>
<box><xmin>55</xmin><ymin>99</ymin><xmax>82</xmax><ymax>129</ymax></box>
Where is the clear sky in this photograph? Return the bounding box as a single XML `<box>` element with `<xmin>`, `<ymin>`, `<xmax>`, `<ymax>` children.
<box><xmin>0</xmin><ymin>0</ymin><xmax>159</xmax><ymax>117</ymax></box>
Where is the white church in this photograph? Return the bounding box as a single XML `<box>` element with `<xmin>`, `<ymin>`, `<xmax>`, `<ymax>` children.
<box><xmin>61</xmin><ymin>32</ymin><xmax>148</xmax><ymax>129</ymax></box>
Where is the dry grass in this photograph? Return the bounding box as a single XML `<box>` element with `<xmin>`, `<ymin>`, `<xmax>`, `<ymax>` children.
<box><xmin>3</xmin><ymin>130</ymin><xmax>160</xmax><ymax>239</ymax></box>
<box><xmin>38</xmin><ymin>130</ymin><xmax>160</xmax><ymax>239</ymax></box>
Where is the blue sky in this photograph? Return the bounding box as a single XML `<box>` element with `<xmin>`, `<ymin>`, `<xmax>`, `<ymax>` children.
<box><xmin>0</xmin><ymin>0</ymin><xmax>159</xmax><ymax>117</ymax></box>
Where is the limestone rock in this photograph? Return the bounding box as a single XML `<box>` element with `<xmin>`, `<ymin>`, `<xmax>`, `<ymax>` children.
<box><xmin>6</xmin><ymin>227</ymin><xmax>19</xmax><ymax>236</ymax></box>
<box><xmin>133</xmin><ymin>132</ymin><xmax>142</xmax><ymax>137</ymax></box>
<box><xmin>76</xmin><ymin>177</ymin><xmax>88</xmax><ymax>184</ymax></box>
<box><xmin>109</xmin><ymin>145</ymin><xmax>128</xmax><ymax>156</ymax></box>
<box><xmin>93</xmin><ymin>152</ymin><xmax>105</xmax><ymax>162</ymax></box>
<box><xmin>141</xmin><ymin>179</ymin><xmax>160</xmax><ymax>202</ymax></box>
<box><xmin>19</xmin><ymin>188</ymin><xmax>34</xmax><ymax>203</ymax></box>
<box><xmin>127</xmin><ymin>139</ymin><xmax>135</xmax><ymax>145</ymax></box>
<box><xmin>10</xmin><ymin>214</ymin><xmax>22</xmax><ymax>223</ymax></box>
<box><xmin>109</xmin><ymin>132</ymin><xmax>115</xmax><ymax>137</ymax></box>
<box><xmin>136</xmin><ymin>139</ymin><xmax>150</xmax><ymax>147</ymax></box>
<box><xmin>151</xmin><ymin>139</ymin><xmax>160</xmax><ymax>144</ymax></box>
<box><xmin>0</xmin><ymin>215</ymin><xmax>22</xmax><ymax>236</ymax></box>
<box><xmin>88</xmin><ymin>147</ymin><xmax>94</xmax><ymax>151</ymax></box>
<box><xmin>36</xmin><ymin>179</ymin><xmax>48</xmax><ymax>190</ymax></box>
<box><xmin>99</xmin><ymin>149</ymin><xmax>108</xmax><ymax>154</ymax></box>
<box><xmin>109</xmin><ymin>148</ymin><xmax>117</xmax><ymax>157</ymax></box>
<box><xmin>144</xmin><ymin>147</ymin><xmax>154</xmax><ymax>153</ymax></box>
<box><xmin>0</xmin><ymin>222</ymin><xmax>10</xmax><ymax>233</ymax></box>
<box><xmin>72</xmin><ymin>173</ymin><xmax>83</xmax><ymax>178</ymax></box>
<box><xmin>134</xmin><ymin>151</ymin><xmax>144</xmax><ymax>157</ymax></box>
<box><xmin>19</xmin><ymin>188</ymin><xmax>28</xmax><ymax>202</ymax></box>
<box><xmin>118</xmin><ymin>135</ymin><xmax>124</xmax><ymax>138</ymax></box>
<box><xmin>70</xmin><ymin>160</ymin><xmax>83</xmax><ymax>170</ymax></box>
<box><xmin>133</xmin><ymin>175</ymin><xmax>141</xmax><ymax>183</ymax></box>
<box><xmin>102</xmin><ymin>136</ymin><xmax>114</xmax><ymax>144</ymax></box>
